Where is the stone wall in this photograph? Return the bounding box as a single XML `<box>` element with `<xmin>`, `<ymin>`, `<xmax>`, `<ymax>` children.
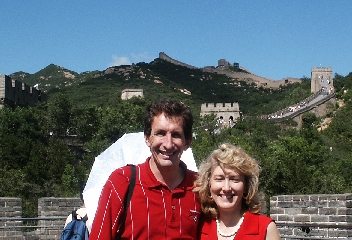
<box><xmin>0</xmin><ymin>197</ymin><xmax>82</xmax><ymax>240</ymax></box>
<box><xmin>270</xmin><ymin>194</ymin><xmax>352</xmax><ymax>239</ymax></box>
<box><xmin>158</xmin><ymin>52</ymin><xmax>302</xmax><ymax>89</ymax></box>
<box><xmin>159</xmin><ymin>52</ymin><xmax>198</xmax><ymax>69</ymax></box>
<box><xmin>0</xmin><ymin>198</ymin><xmax>22</xmax><ymax>239</ymax></box>
<box><xmin>121</xmin><ymin>89</ymin><xmax>144</xmax><ymax>100</ymax></box>
<box><xmin>202</xmin><ymin>67</ymin><xmax>301</xmax><ymax>89</ymax></box>
<box><xmin>0</xmin><ymin>74</ymin><xmax>46</xmax><ymax>108</ymax></box>
<box><xmin>37</xmin><ymin>197</ymin><xmax>83</xmax><ymax>239</ymax></box>
<box><xmin>0</xmin><ymin>198</ymin><xmax>22</xmax><ymax>218</ymax></box>
<box><xmin>38</xmin><ymin>197</ymin><xmax>83</xmax><ymax>217</ymax></box>
<box><xmin>1</xmin><ymin>195</ymin><xmax>352</xmax><ymax>239</ymax></box>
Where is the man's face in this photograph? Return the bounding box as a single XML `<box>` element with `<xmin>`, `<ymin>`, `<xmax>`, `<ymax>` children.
<box><xmin>145</xmin><ymin>113</ymin><xmax>191</xmax><ymax>168</ymax></box>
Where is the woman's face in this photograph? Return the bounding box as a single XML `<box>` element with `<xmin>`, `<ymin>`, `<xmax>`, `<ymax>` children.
<box><xmin>209</xmin><ymin>165</ymin><xmax>245</xmax><ymax>214</ymax></box>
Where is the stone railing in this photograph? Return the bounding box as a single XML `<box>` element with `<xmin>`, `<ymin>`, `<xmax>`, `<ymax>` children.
<box><xmin>1</xmin><ymin>194</ymin><xmax>352</xmax><ymax>239</ymax></box>
<box><xmin>271</xmin><ymin>194</ymin><xmax>352</xmax><ymax>239</ymax></box>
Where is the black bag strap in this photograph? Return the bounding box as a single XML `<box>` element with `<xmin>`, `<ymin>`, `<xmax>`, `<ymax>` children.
<box><xmin>116</xmin><ymin>164</ymin><xmax>136</xmax><ymax>239</ymax></box>
<box><xmin>81</xmin><ymin>214</ymin><xmax>88</xmax><ymax>223</ymax></box>
<box><xmin>124</xmin><ymin>164</ymin><xmax>136</xmax><ymax>213</ymax></box>
<box><xmin>72</xmin><ymin>210</ymin><xmax>77</xmax><ymax>220</ymax></box>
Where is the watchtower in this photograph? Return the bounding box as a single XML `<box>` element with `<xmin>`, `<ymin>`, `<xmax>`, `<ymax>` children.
<box><xmin>311</xmin><ymin>67</ymin><xmax>333</xmax><ymax>93</ymax></box>
<box><xmin>200</xmin><ymin>102</ymin><xmax>241</xmax><ymax>122</ymax></box>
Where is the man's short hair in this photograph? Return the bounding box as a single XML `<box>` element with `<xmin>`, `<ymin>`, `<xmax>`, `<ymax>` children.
<box><xmin>143</xmin><ymin>99</ymin><xmax>193</xmax><ymax>140</ymax></box>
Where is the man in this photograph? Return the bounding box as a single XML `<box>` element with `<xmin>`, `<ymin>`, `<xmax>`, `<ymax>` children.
<box><xmin>89</xmin><ymin>99</ymin><xmax>201</xmax><ymax>239</ymax></box>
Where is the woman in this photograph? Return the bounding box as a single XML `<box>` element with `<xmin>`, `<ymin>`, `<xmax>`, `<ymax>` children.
<box><xmin>194</xmin><ymin>143</ymin><xmax>281</xmax><ymax>240</ymax></box>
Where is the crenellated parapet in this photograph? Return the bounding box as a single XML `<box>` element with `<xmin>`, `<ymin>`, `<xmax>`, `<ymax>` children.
<box><xmin>0</xmin><ymin>74</ymin><xmax>46</xmax><ymax>108</ymax></box>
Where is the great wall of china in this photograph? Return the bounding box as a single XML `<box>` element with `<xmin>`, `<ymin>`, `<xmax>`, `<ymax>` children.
<box><xmin>159</xmin><ymin>52</ymin><xmax>335</xmax><ymax>123</ymax></box>
<box><xmin>0</xmin><ymin>74</ymin><xmax>46</xmax><ymax>109</ymax></box>
<box><xmin>159</xmin><ymin>52</ymin><xmax>302</xmax><ymax>89</ymax></box>
<box><xmin>1</xmin><ymin>53</ymin><xmax>335</xmax><ymax>127</ymax></box>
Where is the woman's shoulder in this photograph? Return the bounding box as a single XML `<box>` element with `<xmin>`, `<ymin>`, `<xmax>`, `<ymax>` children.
<box><xmin>245</xmin><ymin>211</ymin><xmax>273</xmax><ymax>222</ymax></box>
<box><xmin>245</xmin><ymin>211</ymin><xmax>271</xmax><ymax>219</ymax></box>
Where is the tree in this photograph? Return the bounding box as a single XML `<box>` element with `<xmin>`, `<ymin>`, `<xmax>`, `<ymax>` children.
<box><xmin>97</xmin><ymin>100</ymin><xmax>144</xmax><ymax>142</ymax></box>
<box><xmin>46</xmin><ymin>92</ymin><xmax>73</xmax><ymax>136</ymax></box>
<box><xmin>71</xmin><ymin>104</ymin><xmax>101</xmax><ymax>141</ymax></box>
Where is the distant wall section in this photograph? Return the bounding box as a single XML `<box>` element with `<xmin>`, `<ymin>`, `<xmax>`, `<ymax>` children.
<box><xmin>159</xmin><ymin>52</ymin><xmax>301</xmax><ymax>89</ymax></box>
<box><xmin>159</xmin><ymin>52</ymin><xmax>198</xmax><ymax>69</ymax></box>
<box><xmin>0</xmin><ymin>74</ymin><xmax>46</xmax><ymax>108</ymax></box>
<box><xmin>121</xmin><ymin>89</ymin><xmax>144</xmax><ymax>100</ymax></box>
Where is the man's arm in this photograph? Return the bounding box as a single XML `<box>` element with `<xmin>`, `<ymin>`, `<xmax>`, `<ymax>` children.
<box><xmin>89</xmin><ymin>169</ymin><xmax>128</xmax><ymax>240</ymax></box>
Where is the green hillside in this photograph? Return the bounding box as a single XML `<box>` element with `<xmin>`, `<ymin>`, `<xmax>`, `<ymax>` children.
<box><xmin>11</xmin><ymin>58</ymin><xmax>311</xmax><ymax>116</ymax></box>
<box><xmin>5</xmin><ymin>58</ymin><xmax>352</xmax><ymax>217</ymax></box>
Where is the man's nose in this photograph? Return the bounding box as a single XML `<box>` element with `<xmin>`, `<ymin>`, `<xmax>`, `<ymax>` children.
<box><xmin>163</xmin><ymin>134</ymin><xmax>173</xmax><ymax>148</ymax></box>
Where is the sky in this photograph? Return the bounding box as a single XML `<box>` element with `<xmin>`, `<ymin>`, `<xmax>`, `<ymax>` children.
<box><xmin>1</xmin><ymin>1</ymin><xmax>351</xmax><ymax>80</ymax></box>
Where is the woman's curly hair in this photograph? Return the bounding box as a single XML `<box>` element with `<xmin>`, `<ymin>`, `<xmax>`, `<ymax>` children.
<box><xmin>193</xmin><ymin>143</ymin><xmax>262</xmax><ymax>218</ymax></box>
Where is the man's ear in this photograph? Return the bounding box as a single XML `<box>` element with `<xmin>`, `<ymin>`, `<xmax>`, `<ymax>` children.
<box><xmin>144</xmin><ymin>134</ymin><xmax>151</xmax><ymax>147</ymax></box>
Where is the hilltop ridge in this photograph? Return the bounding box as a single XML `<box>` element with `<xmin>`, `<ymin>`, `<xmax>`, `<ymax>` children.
<box><xmin>9</xmin><ymin>52</ymin><xmax>303</xmax><ymax>93</ymax></box>
<box><xmin>159</xmin><ymin>52</ymin><xmax>301</xmax><ymax>89</ymax></box>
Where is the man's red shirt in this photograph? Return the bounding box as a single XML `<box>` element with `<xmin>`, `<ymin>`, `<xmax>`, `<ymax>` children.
<box><xmin>89</xmin><ymin>158</ymin><xmax>201</xmax><ymax>240</ymax></box>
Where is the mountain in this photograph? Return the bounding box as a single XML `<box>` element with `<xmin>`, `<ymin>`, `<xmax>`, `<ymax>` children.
<box><xmin>11</xmin><ymin>64</ymin><xmax>100</xmax><ymax>92</ymax></box>
<box><xmin>10</xmin><ymin>58</ymin><xmax>310</xmax><ymax>115</ymax></box>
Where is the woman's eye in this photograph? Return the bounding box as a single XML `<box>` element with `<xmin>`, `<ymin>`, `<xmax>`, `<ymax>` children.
<box><xmin>214</xmin><ymin>177</ymin><xmax>224</xmax><ymax>181</ymax></box>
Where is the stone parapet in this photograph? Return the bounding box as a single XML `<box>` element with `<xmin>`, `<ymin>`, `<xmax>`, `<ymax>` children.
<box><xmin>271</xmin><ymin>194</ymin><xmax>352</xmax><ymax>239</ymax></box>
<box><xmin>0</xmin><ymin>198</ymin><xmax>22</xmax><ymax>239</ymax></box>
<box><xmin>0</xmin><ymin>74</ymin><xmax>46</xmax><ymax>108</ymax></box>
<box><xmin>1</xmin><ymin>195</ymin><xmax>352</xmax><ymax>239</ymax></box>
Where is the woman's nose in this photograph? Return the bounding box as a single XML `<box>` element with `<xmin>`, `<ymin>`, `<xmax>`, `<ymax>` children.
<box><xmin>223</xmin><ymin>179</ymin><xmax>231</xmax><ymax>191</ymax></box>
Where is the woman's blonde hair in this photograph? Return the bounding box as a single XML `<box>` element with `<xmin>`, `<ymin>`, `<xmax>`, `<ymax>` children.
<box><xmin>194</xmin><ymin>143</ymin><xmax>262</xmax><ymax>218</ymax></box>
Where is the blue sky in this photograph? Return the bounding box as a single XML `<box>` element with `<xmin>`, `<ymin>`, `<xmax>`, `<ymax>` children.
<box><xmin>1</xmin><ymin>1</ymin><xmax>351</xmax><ymax>80</ymax></box>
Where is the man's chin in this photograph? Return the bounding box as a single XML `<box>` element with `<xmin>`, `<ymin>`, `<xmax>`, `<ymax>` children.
<box><xmin>156</xmin><ymin>157</ymin><xmax>180</xmax><ymax>167</ymax></box>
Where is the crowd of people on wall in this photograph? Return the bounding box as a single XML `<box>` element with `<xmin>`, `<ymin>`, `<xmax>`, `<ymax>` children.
<box><xmin>262</xmin><ymin>80</ymin><xmax>335</xmax><ymax>120</ymax></box>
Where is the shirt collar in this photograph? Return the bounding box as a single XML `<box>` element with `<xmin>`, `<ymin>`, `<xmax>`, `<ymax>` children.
<box><xmin>141</xmin><ymin>157</ymin><xmax>196</xmax><ymax>191</ymax></box>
